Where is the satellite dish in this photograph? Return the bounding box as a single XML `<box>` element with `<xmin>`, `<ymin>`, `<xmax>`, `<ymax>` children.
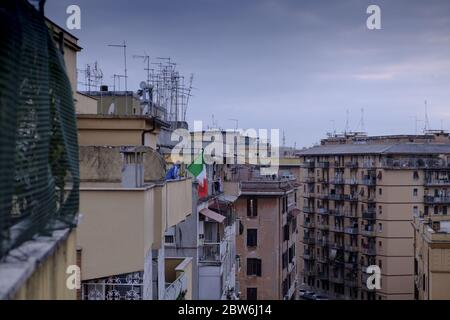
<box><xmin>139</xmin><ymin>81</ymin><xmax>148</xmax><ymax>90</ymax></box>
<box><xmin>108</xmin><ymin>102</ymin><xmax>115</xmax><ymax>115</ymax></box>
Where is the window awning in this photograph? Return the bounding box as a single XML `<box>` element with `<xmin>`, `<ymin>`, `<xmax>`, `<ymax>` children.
<box><xmin>200</xmin><ymin>208</ymin><xmax>226</xmax><ymax>223</ymax></box>
<box><xmin>288</xmin><ymin>208</ymin><xmax>301</xmax><ymax>217</ymax></box>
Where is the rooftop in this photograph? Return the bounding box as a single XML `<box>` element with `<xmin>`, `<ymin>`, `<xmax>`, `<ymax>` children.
<box><xmin>296</xmin><ymin>143</ymin><xmax>450</xmax><ymax>156</ymax></box>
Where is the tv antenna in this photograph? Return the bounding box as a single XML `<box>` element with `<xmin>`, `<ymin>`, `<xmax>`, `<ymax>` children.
<box><xmin>108</xmin><ymin>41</ymin><xmax>128</xmax><ymax>113</ymax></box>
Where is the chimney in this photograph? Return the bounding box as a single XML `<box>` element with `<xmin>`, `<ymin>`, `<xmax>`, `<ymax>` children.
<box><xmin>120</xmin><ymin>147</ymin><xmax>146</xmax><ymax>188</ymax></box>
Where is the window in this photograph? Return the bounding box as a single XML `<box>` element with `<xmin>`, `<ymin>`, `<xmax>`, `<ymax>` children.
<box><xmin>247</xmin><ymin>198</ymin><xmax>258</xmax><ymax>217</ymax></box>
<box><xmin>283</xmin><ymin>225</ymin><xmax>290</xmax><ymax>241</ymax></box>
<box><xmin>379</xmin><ymin>188</ymin><xmax>382</xmax><ymax>195</ymax></box>
<box><xmin>164</xmin><ymin>235</ymin><xmax>175</xmax><ymax>244</ymax></box>
<box><xmin>444</xmin><ymin>206</ymin><xmax>448</xmax><ymax>215</ymax></box>
<box><xmin>378</xmin><ymin>260</ymin><xmax>382</xmax><ymax>268</ymax></box>
<box><xmin>413</xmin><ymin>188</ymin><xmax>418</xmax><ymax>197</ymax></box>
<box><xmin>247</xmin><ymin>258</ymin><xmax>262</xmax><ymax>276</ymax></box>
<box><xmin>413</xmin><ymin>206</ymin><xmax>418</xmax><ymax>216</ymax></box>
<box><xmin>413</xmin><ymin>171</ymin><xmax>419</xmax><ymax>180</ymax></box>
<box><xmin>379</xmin><ymin>241</ymin><xmax>382</xmax><ymax>247</ymax></box>
<box><xmin>378</xmin><ymin>205</ymin><xmax>382</xmax><ymax>215</ymax></box>
<box><xmin>247</xmin><ymin>229</ymin><xmax>257</xmax><ymax>247</ymax></box>
<box><xmin>378</xmin><ymin>223</ymin><xmax>382</xmax><ymax>232</ymax></box>
<box><xmin>247</xmin><ymin>288</ymin><xmax>257</xmax><ymax>300</ymax></box>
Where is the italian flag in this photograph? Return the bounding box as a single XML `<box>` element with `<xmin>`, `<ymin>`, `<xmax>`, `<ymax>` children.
<box><xmin>187</xmin><ymin>151</ymin><xmax>208</xmax><ymax>199</ymax></box>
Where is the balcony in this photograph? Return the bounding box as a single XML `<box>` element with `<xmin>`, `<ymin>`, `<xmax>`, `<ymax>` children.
<box><xmin>303</xmin><ymin>252</ymin><xmax>315</xmax><ymax>260</ymax></box>
<box><xmin>329</xmin><ymin>194</ymin><xmax>345</xmax><ymax>201</ymax></box>
<box><xmin>316</xmin><ymin>238</ymin><xmax>329</xmax><ymax>247</ymax></box>
<box><xmin>330</xmin><ymin>225</ymin><xmax>344</xmax><ymax>233</ymax></box>
<box><xmin>318</xmin><ymin>178</ymin><xmax>330</xmax><ymax>184</ymax></box>
<box><xmin>360</xmin><ymin>228</ymin><xmax>377</xmax><ymax>237</ymax></box>
<box><xmin>164</xmin><ymin>257</ymin><xmax>192</xmax><ymax>300</ymax></box>
<box><xmin>301</xmin><ymin>161</ymin><xmax>315</xmax><ymax>168</ymax></box>
<box><xmin>304</xmin><ymin>192</ymin><xmax>315</xmax><ymax>199</ymax></box>
<box><xmin>361</xmin><ymin>245</ymin><xmax>376</xmax><ymax>255</ymax></box>
<box><xmin>362</xmin><ymin>161</ymin><xmax>376</xmax><ymax>168</ymax></box>
<box><xmin>330</xmin><ymin>209</ymin><xmax>345</xmax><ymax>217</ymax></box>
<box><xmin>424</xmin><ymin>196</ymin><xmax>450</xmax><ymax>204</ymax></box>
<box><xmin>303</xmin><ymin>206</ymin><xmax>314</xmax><ymax>214</ymax></box>
<box><xmin>303</xmin><ymin>236</ymin><xmax>316</xmax><ymax>245</ymax></box>
<box><xmin>344</xmin><ymin>277</ymin><xmax>359</xmax><ymax>288</ymax></box>
<box><xmin>166</xmin><ymin>178</ymin><xmax>194</xmax><ymax>228</ymax></box>
<box><xmin>362</xmin><ymin>196</ymin><xmax>376</xmax><ymax>204</ymax></box>
<box><xmin>344</xmin><ymin>227</ymin><xmax>359</xmax><ymax>235</ymax></box>
<box><xmin>381</xmin><ymin>158</ymin><xmax>448</xmax><ymax>170</ymax></box>
<box><xmin>303</xmin><ymin>220</ymin><xmax>315</xmax><ymax>229</ymax></box>
<box><xmin>304</xmin><ymin>176</ymin><xmax>316</xmax><ymax>184</ymax></box>
<box><xmin>317</xmin><ymin>224</ymin><xmax>330</xmax><ymax>231</ymax></box>
<box><xmin>317</xmin><ymin>272</ymin><xmax>329</xmax><ymax>280</ymax></box>
<box><xmin>330</xmin><ymin>274</ymin><xmax>344</xmax><ymax>284</ymax></box>
<box><xmin>317</xmin><ymin>255</ymin><xmax>329</xmax><ymax>264</ymax></box>
<box><xmin>317</xmin><ymin>161</ymin><xmax>330</xmax><ymax>169</ymax></box>
<box><xmin>331</xmin><ymin>242</ymin><xmax>344</xmax><ymax>250</ymax></box>
<box><xmin>346</xmin><ymin>178</ymin><xmax>359</xmax><ymax>185</ymax></box>
<box><xmin>345</xmin><ymin>194</ymin><xmax>359</xmax><ymax>202</ymax></box>
<box><xmin>317</xmin><ymin>193</ymin><xmax>330</xmax><ymax>200</ymax></box>
<box><xmin>304</xmin><ymin>269</ymin><xmax>316</xmax><ymax>277</ymax></box>
<box><xmin>317</xmin><ymin>208</ymin><xmax>329</xmax><ymax>215</ymax></box>
<box><xmin>345</xmin><ymin>161</ymin><xmax>359</xmax><ymax>169</ymax></box>
<box><xmin>361</xmin><ymin>178</ymin><xmax>376</xmax><ymax>186</ymax></box>
<box><xmin>362</xmin><ymin>209</ymin><xmax>376</xmax><ymax>220</ymax></box>
<box><xmin>331</xmin><ymin>177</ymin><xmax>345</xmax><ymax>185</ymax></box>
<box><xmin>344</xmin><ymin>261</ymin><xmax>358</xmax><ymax>270</ymax></box>
<box><xmin>344</xmin><ymin>245</ymin><xmax>359</xmax><ymax>253</ymax></box>
<box><xmin>425</xmin><ymin>179</ymin><xmax>450</xmax><ymax>186</ymax></box>
<box><xmin>199</xmin><ymin>241</ymin><xmax>227</xmax><ymax>264</ymax></box>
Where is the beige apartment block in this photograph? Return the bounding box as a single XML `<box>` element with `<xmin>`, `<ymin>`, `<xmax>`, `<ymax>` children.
<box><xmin>413</xmin><ymin>204</ymin><xmax>450</xmax><ymax>299</ymax></box>
<box><xmin>76</xmin><ymin>115</ymin><xmax>193</xmax><ymax>300</ymax></box>
<box><xmin>296</xmin><ymin>131</ymin><xmax>450</xmax><ymax>300</ymax></box>
<box><xmin>234</xmin><ymin>169</ymin><xmax>300</xmax><ymax>300</ymax></box>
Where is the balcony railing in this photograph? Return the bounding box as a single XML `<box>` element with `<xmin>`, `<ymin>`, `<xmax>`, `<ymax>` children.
<box><xmin>304</xmin><ymin>177</ymin><xmax>316</xmax><ymax>183</ymax></box>
<box><xmin>301</xmin><ymin>161</ymin><xmax>315</xmax><ymax>168</ymax></box>
<box><xmin>361</xmin><ymin>246</ymin><xmax>376</xmax><ymax>255</ymax></box>
<box><xmin>344</xmin><ymin>227</ymin><xmax>359</xmax><ymax>235</ymax></box>
<box><xmin>344</xmin><ymin>245</ymin><xmax>359</xmax><ymax>253</ymax></box>
<box><xmin>346</xmin><ymin>194</ymin><xmax>359</xmax><ymax>202</ymax></box>
<box><xmin>303</xmin><ymin>220</ymin><xmax>315</xmax><ymax>228</ymax></box>
<box><xmin>317</xmin><ymin>224</ymin><xmax>329</xmax><ymax>231</ymax></box>
<box><xmin>317</xmin><ymin>208</ymin><xmax>329</xmax><ymax>215</ymax></box>
<box><xmin>199</xmin><ymin>242</ymin><xmax>225</xmax><ymax>263</ymax></box>
<box><xmin>329</xmin><ymin>194</ymin><xmax>345</xmax><ymax>201</ymax></box>
<box><xmin>425</xmin><ymin>179</ymin><xmax>450</xmax><ymax>186</ymax></box>
<box><xmin>360</xmin><ymin>228</ymin><xmax>377</xmax><ymax>237</ymax></box>
<box><xmin>303</xmin><ymin>206</ymin><xmax>314</xmax><ymax>213</ymax></box>
<box><xmin>346</xmin><ymin>178</ymin><xmax>359</xmax><ymax>185</ymax></box>
<box><xmin>330</xmin><ymin>225</ymin><xmax>344</xmax><ymax>233</ymax></box>
<box><xmin>303</xmin><ymin>236</ymin><xmax>316</xmax><ymax>245</ymax></box>
<box><xmin>381</xmin><ymin>158</ymin><xmax>449</xmax><ymax>169</ymax></box>
<box><xmin>361</xmin><ymin>178</ymin><xmax>376</xmax><ymax>186</ymax></box>
<box><xmin>345</xmin><ymin>161</ymin><xmax>359</xmax><ymax>169</ymax></box>
<box><xmin>303</xmin><ymin>252</ymin><xmax>315</xmax><ymax>260</ymax></box>
<box><xmin>317</xmin><ymin>272</ymin><xmax>329</xmax><ymax>280</ymax></box>
<box><xmin>362</xmin><ymin>210</ymin><xmax>376</xmax><ymax>220</ymax></box>
<box><xmin>164</xmin><ymin>272</ymin><xmax>187</xmax><ymax>300</ymax></box>
<box><xmin>316</xmin><ymin>238</ymin><xmax>329</xmax><ymax>246</ymax></box>
<box><xmin>331</xmin><ymin>178</ymin><xmax>345</xmax><ymax>185</ymax></box>
<box><xmin>304</xmin><ymin>192</ymin><xmax>315</xmax><ymax>199</ymax></box>
<box><xmin>330</xmin><ymin>209</ymin><xmax>345</xmax><ymax>217</ymax></box>
<box><xmin>317</xmin><ymin>193</ymin><xmax>330</xmax><ymax>200</ymax></box>
<box><xmin>424</xmin><ymin>196</ymin><xmax>450</xmax><ymax>204</ymax></box>
<box><xmin>317</xmin><ymin>255</ymin><xmax>329</xmax><ymax>264</ymax></box>
<box><xmin>317</xmin><ymin>161</ymin><xmax>330</xmax><ymax>168</ymax></box>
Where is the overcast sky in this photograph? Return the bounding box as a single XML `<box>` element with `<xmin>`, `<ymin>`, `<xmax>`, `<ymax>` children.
<box><xmin>45</xmin><ymin>0</ymin><xmax>450</xmax><ymax>147</ymax></box>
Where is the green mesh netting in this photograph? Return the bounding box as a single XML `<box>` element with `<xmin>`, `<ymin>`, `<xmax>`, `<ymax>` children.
<box><xmin>0</xmin><ymin>0</ymin><xmax>80</xmax><ymax>259</ymax></box>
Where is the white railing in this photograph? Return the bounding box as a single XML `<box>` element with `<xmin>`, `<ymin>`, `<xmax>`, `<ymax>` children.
<box><xmin>164</xmin><ymin>272</ymin><xmax>187</xmax><ymax>300</ymax></box>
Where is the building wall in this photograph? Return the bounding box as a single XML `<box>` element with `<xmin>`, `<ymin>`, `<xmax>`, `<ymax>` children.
<box><xmin>13</xmin><ymin>230</ymin><xmax>77</xmax><ymax>300</ymax></box>
<box><xmin>236</xmin><ymin>196</ymin><xmax>282</xmax><ymax>300</ymax></box>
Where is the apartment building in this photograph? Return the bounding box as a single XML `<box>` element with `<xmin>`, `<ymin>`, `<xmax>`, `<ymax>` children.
<box><xmin>413</xmin><ymin>170</ymin><xmax>450</xmax><ymax>299</ymax></box>
<box><xmin>233</xmin><ymin>166</ymin><xmax>300</xmax><ymax>300</ymax></box>
<box><xmin>76</xmin><ymin>114</ymin><xmax>193</xmax><ymax>300</ymax></box>
<box><xmin>297</xmin><ymin>131</ymin><xmax>450</xmax><ymax>300</ymax></box>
